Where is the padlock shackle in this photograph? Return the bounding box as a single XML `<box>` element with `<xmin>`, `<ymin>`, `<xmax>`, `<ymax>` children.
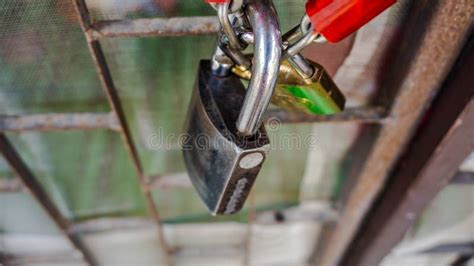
<box><xmin>236</xmin><ymin>0</ymin><xmax>281</xmax><ymax>136</ymax></box>
<box><xmin>217</xmin><ymin>3</ymin><xmax>243</xmax><ymax>51</ymax></box>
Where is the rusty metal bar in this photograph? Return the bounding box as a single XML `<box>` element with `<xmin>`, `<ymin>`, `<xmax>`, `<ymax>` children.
<box><xmin>451</xmin><ymin>171</ymin><xmax>474</xmax><ymax>184</ymax></box>
<box><xmin>88</xmin><ymin>17</ymin><xmax>219</xmax><ymax>40</ymax></box>
<box><xmin>2</xmin><ymin>254</ymin><xmax>85</xmax><ymax>265</ymax></box>
<box><xmin>344</xmin><ymin>99</ymin><xmax>474</xmax><ymax>265</ymax></box>
<box><xmin>0</xmin><ymin>107</ymin><xmax>385</xmax><ymax>134</ymax></box>
<box><xmin>4</xmin><ymin>173</ymin><xmax>190</xmax><ymax>192</ymax></box>
<box><xmin>70</xmin><ymin>217</ymin><xmax>154</xmax><ymax>235</ymax></box>
<box><xmin>69</xmin><ymin>210</ymin><xmax>335</xmax><ymax>236</ymax></box>
<box><xmin>0</xmin><ymin>134</ymin><xmax>96</xmax><ymax>265</ymax></box>
<box><xmin>0</xmin><ymin>113</ymin><xmax>120</xmax><ymax>132</ymax></box>
<box><xmin>264</xmin><ymin>106</ymin><xmax>386</xmax><ymax>124</ymax></box>
<box><xmin>71</xmin><ymin>1</ymin><xmax>172</xmax><ymax>264</ymax></box>
<box><xmin>316</xmin><ymin>1</ymin><xmax>473</xmax><ymax>265</ymax></box>
<box><xmin>0</xmin><ymin>178</ymin><xmax>22</xmax><ymax>192</ymax></box>
<box><xmin>146</xmin><ymin>172</ymin><xmax>191</xmax><ymax>190</ymax></box>
<box><xmin>340</xmin><ymin>33</ymin><xmax>474</xmax><ymax>265</ymax></box>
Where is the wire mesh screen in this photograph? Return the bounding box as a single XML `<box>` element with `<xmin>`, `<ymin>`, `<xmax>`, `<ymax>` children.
<box><xmin>0</xmin><ymin>0</ymin><xmax>313</xmax><ymax>223</ymax></box>
<box><xmin>0</xmin><ymin>1</ymin><xmax>107</xmax><ymax>114</ymax></box>
<box><xmin>6</xmin><ymin>131</ymin><xmax>147</xmax><ymax>219</ymax></box>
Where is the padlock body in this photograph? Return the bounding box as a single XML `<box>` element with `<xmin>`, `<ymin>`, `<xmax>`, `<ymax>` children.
<box><xmin>273</xmin><ymin>60</ymin><xmax>345</xmax><ymax>115</ymax></box>
<box><xmin>233</xmin><ymin>60</ymin><xmax>345</xmax><ymax>115</ymax></box>
<box><xmin>183</xmin><ymin>60</ymin><xmax>270</xmax><ymax>215</ymax></box>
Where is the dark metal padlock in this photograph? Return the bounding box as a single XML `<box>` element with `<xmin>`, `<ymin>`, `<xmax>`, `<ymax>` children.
<box><xmin>183</xmin><ymin>60</ymin><xmax>271</xmax><ymax>215</ymax></box>
<box><xmin>183</xmin><ymin>0</ymin><xmax>281</xmax><ymax>215</ymax></box>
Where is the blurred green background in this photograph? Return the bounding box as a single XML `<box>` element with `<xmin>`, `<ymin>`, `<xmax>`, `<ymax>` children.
<box><xmin>0</xmin><ymin>0</ymin><xmax>311</xmax><ymax>223</ymax></box>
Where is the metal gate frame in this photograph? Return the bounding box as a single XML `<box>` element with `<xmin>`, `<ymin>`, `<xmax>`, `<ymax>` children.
<box><xmin>1</xmin><ymin>0</ymin><xmax>472</xmax><ymax>265</ymax></box>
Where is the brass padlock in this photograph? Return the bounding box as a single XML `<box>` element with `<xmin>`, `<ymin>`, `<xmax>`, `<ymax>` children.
<box><xmin>233</xmin><ymin>59</ymin><xmax>345</xmax><ymax>115</ymax></box>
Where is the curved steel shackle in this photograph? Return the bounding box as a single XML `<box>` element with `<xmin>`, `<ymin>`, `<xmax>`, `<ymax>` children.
<box><xmin>217</xmin><ymin>3</ymin><xmax>244</xmax><ymax>51</ymax></box>
<box><xmin>236</xmin><ymin>0</ymin><xmax>281</xmax><ymax>136</ymax></box>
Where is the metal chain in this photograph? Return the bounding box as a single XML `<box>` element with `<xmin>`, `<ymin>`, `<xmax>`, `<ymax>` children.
<box><xmin>209</xmin><ymin>1</ymin><xmax>327</xmax><ymax>76</ymax></box>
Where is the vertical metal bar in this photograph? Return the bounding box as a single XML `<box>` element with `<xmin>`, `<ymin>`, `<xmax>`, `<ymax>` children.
<box><xmin>0</xmin><ymin>134</ymin><xmax>96</xmax><ymax>265</ymax></box>
<box><xmin>71</xmin><ymin>1</ymin><xmax>172</xmax><ymax>264</ymax></box>
<box><xmin>340</xmin><ymin>34</ymin><xmax>474</xmax><ymax>265</ymax></box>
<box><xmin>345</xmin><ymin>100</ymin><xmax>474</xmax><ymax>265</ymax></box>
<box><xmin>317</xmin><ymin>0</ymin><xmax>473</xmax><ymax>265</ymax></box>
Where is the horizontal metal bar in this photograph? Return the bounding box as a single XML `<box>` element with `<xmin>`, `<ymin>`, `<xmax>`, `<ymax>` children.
<box><xmin>451</xmin><ymin>171</ymin><xmax>474</xmax><ymax>184</ymax></box>
<box><xmin>255</xmin><ymin>202</ymin><xmax>338</xmax><ymax>224</ymax></box>
<box><xmin>2</xmin><ymin>173</ymin><xmax>192</xmax><ymax>193</ymax></box>
<box><xmin>0</xmin><ymin>178</ymin><xmax>22</xmax><ymax>192</ymax></box>
<box><xmin>420</xmin><ymin>241</ymin><xmax>474</xmax><ymax>255</ymax></box>
<box><xmin>88</xmin><ymin>16</ymin><xmax>219</xmax><ymax>40</ymax></box>
<box><xmin>7</xmin><ymin>169</ymin><xmax>469</xmax><ymax>194</ymax></box>
<box><xmin>146</xmin><ymin>172</ymin><xmax>192</xmax><ymax>190</ymax></box>
<box><xmin>2</xmin><ymin>254</ymin><xmax>85</xmax><ymax>265</ymax></box>
<box><xmin>264</xmin><ymin>106</ymin><xmax>386</xmax><ymax>124</ymax></box>
<box><xmin>70</xmin><ymin>217</ymin><xmax>154</xmax><ymax>234</ymax></box>
<box><xmin>69</xmin><ymin>204</ymin><xmax>336</xmax><ymax>234</ymax></box>
<box><xmin>0</xmin><ymin>113</ymin><xmax>120</xmax><ymax>132</ymax></box>
<box><xmin>0</xmin><ymin>107</ymin><xmax>385</xmax><ymax>134</ymax></box>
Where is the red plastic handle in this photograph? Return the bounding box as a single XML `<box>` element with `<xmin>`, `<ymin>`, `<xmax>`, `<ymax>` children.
<box><xmin>306</xmin><ymin>0</ymin><xmax>396</xmax><ymax>43</ymax></box>
<box><xmin>205</xmin><ymin>0</ymin><xmax>229</xmax><ymax>3</ymax></box>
